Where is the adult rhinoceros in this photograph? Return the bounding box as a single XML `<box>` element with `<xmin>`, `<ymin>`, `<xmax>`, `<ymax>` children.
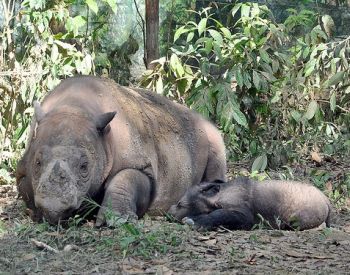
<box><xmin>16</xmin><ymin>76</ymin><xmax>226</xmax><ymax>225</ymax></box>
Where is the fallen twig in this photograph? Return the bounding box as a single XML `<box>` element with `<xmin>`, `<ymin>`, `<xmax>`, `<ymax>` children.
<box><xmin>31</xmin><ymin>238</ymin><xmax>59</xmax><ymax>253</ymax></box>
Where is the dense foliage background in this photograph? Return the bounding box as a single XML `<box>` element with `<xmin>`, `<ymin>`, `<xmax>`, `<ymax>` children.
<box><xmin>1</xmin><ymin>0</ymin><xmax>350</xmax><ymax>206</ymax></box>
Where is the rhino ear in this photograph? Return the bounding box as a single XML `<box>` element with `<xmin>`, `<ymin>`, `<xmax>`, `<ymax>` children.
<box><xmin>96</xmin><ymin>111</ymin><xmax>117</xmax><ymax>133</ymax></box>
<box><xmin>33</xmin><ymin>101</ymin><xmax>45</xmax><ymax>123</ymax></box>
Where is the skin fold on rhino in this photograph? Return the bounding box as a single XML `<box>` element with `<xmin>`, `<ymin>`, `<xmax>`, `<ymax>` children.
<box><xmin>168</xmin><ymin>177</ymin><xmax>332</xmax><ymax>231</ymax></box>
<box><xmin>16</xmin><ymin>76</ymin><xmax>227</xmax><ymax>226</ymax></box>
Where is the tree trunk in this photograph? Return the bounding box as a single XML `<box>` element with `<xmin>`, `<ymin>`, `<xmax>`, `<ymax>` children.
<box><xmin>145</xmin><ymin>0</ymin><xmax>159</xmax><ymax>69</ymax></box>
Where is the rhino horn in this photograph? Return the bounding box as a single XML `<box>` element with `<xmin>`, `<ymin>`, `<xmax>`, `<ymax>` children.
<box><xmin>33</xmin><ymin>101</ymin><xmax>46</xmax><ymax>123</ymax></box>
<box><xmin>96</xmin><ymin>111</ymin><xmax>117</xmax><ymax>133</ymax></box>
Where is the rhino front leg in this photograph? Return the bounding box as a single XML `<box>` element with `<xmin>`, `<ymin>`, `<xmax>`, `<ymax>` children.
<box><xmin>96</xmin><ymin>169</ymin><xmax>153</xmax><ymax>226</ymax></box>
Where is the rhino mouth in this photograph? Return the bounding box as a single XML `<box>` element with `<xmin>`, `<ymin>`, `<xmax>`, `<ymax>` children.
<box><xmin>35</xmin><ymin>195</ymin><xmax>81</xmax><ymax>225</ymax></box>
<box><xmin>41</xmin><ymin>208</ymin><xmax>76</xmax><ymax>224</ymax></box>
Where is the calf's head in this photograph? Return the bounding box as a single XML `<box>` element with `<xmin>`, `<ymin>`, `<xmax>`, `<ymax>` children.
<box><xmin>24</xmin><ymin>102</ymin><xmax>116</xmax><ymax>224</ymax></box>
<box><xmin>168</xmin><ymin>181</ymin><xmax>222</xmax><ymax>221</ymax></box>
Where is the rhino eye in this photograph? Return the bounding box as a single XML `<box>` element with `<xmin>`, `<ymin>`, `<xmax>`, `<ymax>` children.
<box><xmin>79</xmin><ymin>155</ymin><xmax>89</xmax><ymax>178</ymax></box>
<box><xmin>33</xmin><ymin>155</ymin><xmax>42</xmax><ymax>179</ymax></box>
<box><xmin>80</xmin><ymin>162</ymin><xmax>88</xmax><ymax>174</ymax></box>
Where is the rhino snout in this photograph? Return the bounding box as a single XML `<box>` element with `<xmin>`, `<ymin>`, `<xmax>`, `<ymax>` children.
<box><xmin>35</xmin><ymin>197</ymin><xmax>77</xmax><ymax>224</ymax></box>
<box><xmin>168</xmin><ymin>204</ymin><xmax>177</xmax><ymax>216</ymax></box>
<box><xmin>168</xmin><ymin>204</ymin><xmax>187</xmax><ymax>221</ymax></box>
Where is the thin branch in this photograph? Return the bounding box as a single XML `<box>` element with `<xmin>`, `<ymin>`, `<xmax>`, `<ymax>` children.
<box><xmin>166</xmin><ymin>0</ymin><xmax>175</xmax><ymax>57</ymax></box>
<box><xmin>317</xmin><ymin>99</ymin><xmax>350</xmax><ymax>113</ymax></box>
<box><xmin>85</xmin><ymin>5</ymin><xmax>90</xmax><ymax>46</ymax></box>
<box><xmin>133</xmin><ymin>0</ymin><xmax>146</xmax><ymax>67</ymax></box>
<box><xmin>31</xmin><ymin>239</ymin><xmax>59</xmax><ymax>254</ymax></box>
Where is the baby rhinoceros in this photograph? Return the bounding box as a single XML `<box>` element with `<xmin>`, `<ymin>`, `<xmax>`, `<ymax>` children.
<box><xmin>168</xmin><ymin>177</ymin><xmax>332</xmax><ymax>231</ymax></box>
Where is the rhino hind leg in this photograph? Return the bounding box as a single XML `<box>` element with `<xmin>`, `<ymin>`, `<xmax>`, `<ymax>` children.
<box><xmin>96</xmin><ymin>169</ymin><xmax>153</xmax><ymax>227</ymax></box>
<box><xmin>186</xmin><ymin>208</ymin><xmax>255</xmax><ymax>231</ymax></box>
<box><xmin>286</xmin><ymin>208</ymin><xmax>329</xmax><ymax>230</ymax></box>
<box><xmin>202</xmin><ymin>145</ymin><xmax>226</xmax><ymax>182</ymax></box>
<box><xmin>201</xmin><ymin>125</ymin><xmax>227</xmax><ymax>182</ymax></box>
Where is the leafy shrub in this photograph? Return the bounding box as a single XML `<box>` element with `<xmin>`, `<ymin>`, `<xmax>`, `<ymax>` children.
<box><xmin>141</xmin><ymin>3</ymin><xmax>350</xmax><ymax>171</ymax></box>
<box><xmin>141</xmin><ymin>3</ymin><xmax>291</xmax><ymax>160</ymax></box>
<box><xmin>0</xmin><ymin>0</ymin><xmax>117</xmax><ymax>173</ymax></box>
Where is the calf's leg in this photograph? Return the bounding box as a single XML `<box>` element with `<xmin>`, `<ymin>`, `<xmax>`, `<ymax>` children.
<box><xmin>186</xmin><ymin>208</ymin><xmax>254</xmax><ymax>230</ymax></box>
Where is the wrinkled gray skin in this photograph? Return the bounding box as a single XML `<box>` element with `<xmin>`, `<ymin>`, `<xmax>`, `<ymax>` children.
<box><xmin>16</xmin><ymin>76</ymin><xmax>226</xmax><ymax>225</ymax></box>
<box><xmin>168</xmin><ymin>177</ymin><xmax>332</xmax><ymax>230</ymax></box>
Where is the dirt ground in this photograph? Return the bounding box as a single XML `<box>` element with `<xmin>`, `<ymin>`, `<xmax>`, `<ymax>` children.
<box><xmin>1</xmin><ymin>178</ymin><xmax>350</xmax><ymax>274</ymax></box>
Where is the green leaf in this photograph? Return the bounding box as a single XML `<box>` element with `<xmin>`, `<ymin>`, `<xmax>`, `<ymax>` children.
<box><xmin>327</xmin><ymin>71</ymin><xmax>345</xmax><ymax>87</ymax></box>
<box><xmin>260</xmin><ymin>71</ymin><xmax>276</xmax><ymax>82</ymax></box>
<box><xmin>304</xmin><ymin>100</ymin><xmax>318</xmax><ymax>120</ymax></box>
<box><xmin>251</xmin><ymin>154</ymin><xmax>268</xmax><ymax>172</ymax></box>
<box><xmin>272</xmin><ymin>59</ymin><xmax>279</xmax><ymax>73</ymax></box>
<box><xmin>259</xmin><ymin>49</ymin><xmax>271</xmax><ymax>63</ymax></box>
<box><xmin>232</xmin><ymin>105</ymin><xmax>248</xmax><ymax>127</ymax></box>
<box><xmin>304</xmin><ymin>59</ymin><xmax>316</xmax><ymax>77</ymax></box>
<box><xmin>174</xmin><ymin>26</ymin><xmax>189</xmax><ymax>42</ymax></box>
<box><xmin>51</xmin><ymin>43</ymin><xmax>59</xmax><ymax>63</ymax></box>
<box><xmin>213</xmin><ymin>42</ymin><xmax>222</xmax><ymax>60</ymax></box>
<box><xmin>243</xmin><ymin>71</ymin><xmax>252</xmax><ymax>89</ymax></box>
<box><xmin>65</xmin><ymin>16</ymin><xmax>86</xmax><ymax>37</ymax></box>
<box><xmin>204</xmin><ymin>38</ymin><xmax>213</xmax><ymax>54</ymax></box>
<box><xmin>290</xmin><ymin>110</ymin><xmax>302</xmax><ymax>122</ymax></box>
<box><xmin>29</xmin><ymin>0</ymin><xmax>45</xmax><ymax>9</ymax></box>
<box><xmin>235</xmin><ymin>70</ymin><xmax>243</xmax><ymax>88</ymax></box>
<box><xmin>104</xmin><ymin>0</ymin><xmax>117</xmax><ymax>13</ymax></box>
<box><xmin>241</xmin><ymin>4</ymin><xmax>251</xmax><ymax>17</ymax></box>
<box><xmin>231</xmin><ymin>3</ymin><xmax>242</xmax><ymax>18</ymax></box>
<box><xmin>177</xmin><ymin>79</ymin><xmax>189</xmax><ymax>95</ymax></box>
<box><xmin>271</xmin><ymin>91</ymin><xmax>281</xmax><ymax>103</ymax></box>
<box><xmin>198</xmin><ymin>18</ymin><xmax>207</xmax><ymax>36</ymax></box>
<box><xmin>252</xmin><ymin>71</ymin><xmax>261</xmax><ymax>90</ymax></box>
<box><xmin>122</xmin><ymin>223</ymin><xmax>140</xmax><ymax>235</ymax></box>
<box><xmin>330</xmin><ymin>92</ymin><xmax>336</xmax><ymax>112</ymax></box>
<box><xmin>156</xmin><ymin>77</ymin><xmax>163</xmax><ymax>94</ymax></box>
<box><xmin>86</xmin><ymin>0</ymin><xmax>98</xmax><ymax>14</ymax></box>
<box><xmin>303</xmin><ymin>47</ymin><xmax>310</xmax><ymax>59</ymax></box>
<box><xmin>220</xmin><ymin>27</ymin><xmax>231</xmax><ymax>39</ymax></box>
<box><xmin>76</xmin><ymin>54</ymin><xmax>93</xmax><ymax>75</ymax></box>
<box><xmin>208</xmin><ymin>29</ymin><xmax>223</xmax><ymax>44</ymax></box>
<box><xmin>55</xmin><ymin>40</ymin><xmax>75</xmax><ymax>50</ymax></box>
<box><xmin>195</xmin><ymin>37</ymin><xmax>211</xmax><ymax>45</ymax></box>
<box><xmin>170</xmin><ymin>54</ymin><xmax>184</xmax><ymax>77</ymax></box>
<box><xmin>186</xmin><ymin>32</ymin><xmax>194</xmax><ymax>42</ymax></box>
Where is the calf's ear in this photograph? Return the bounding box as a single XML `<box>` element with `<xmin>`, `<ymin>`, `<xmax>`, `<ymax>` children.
<box><xmin>96</xmin><ymin>111</ymin><xmax>117</xmax><ymax>134</ymax></box>
<box><xmin>200</xmin><ymin>183</ymin><xmax>221</xmax><ymax>196</ymax></box>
